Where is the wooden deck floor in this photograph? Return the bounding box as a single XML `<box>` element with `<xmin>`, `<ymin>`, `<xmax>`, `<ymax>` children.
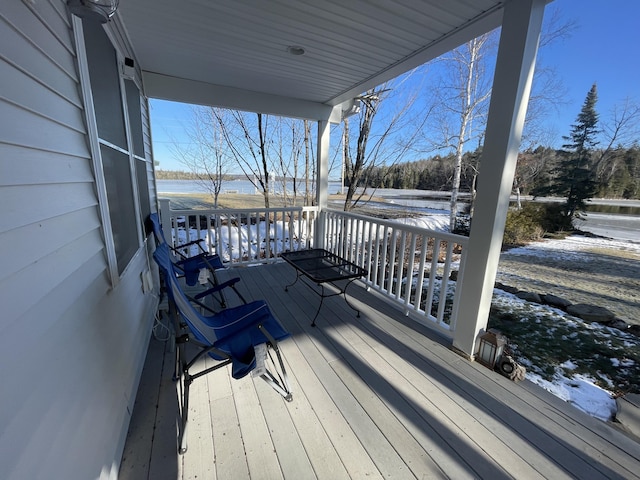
<box><xmin>119</xmin><ymin>262</ymin><xmax>640</xmax><ymax>480</ymax></box>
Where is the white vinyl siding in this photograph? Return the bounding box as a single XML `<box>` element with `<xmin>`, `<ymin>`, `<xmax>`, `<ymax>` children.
<box><xmin>0</xmin><ymin>1</ymin><xmax>157</xmax><ymax>479</ymax></box>
<box><xmin>141</xmin><ymin>96</ymin><xmax>159</xmax><ymax>213</ymax></box>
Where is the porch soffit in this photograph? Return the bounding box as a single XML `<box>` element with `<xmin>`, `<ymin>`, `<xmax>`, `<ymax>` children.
<box><xmin>117</xmin><ymin>0</ymin><xmax>505</xmax><ymax>119</ymax></box>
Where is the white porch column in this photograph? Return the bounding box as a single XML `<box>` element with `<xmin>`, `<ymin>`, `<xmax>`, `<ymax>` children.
<box><xmin>452</xmin><ymin>0</ymin><xmax>546</xmax><ymax>357</ymax></box>
<box><xmin>315</xmin><ymin>118</ymin><xmax>330</xmax><ymax>248</ymax></box>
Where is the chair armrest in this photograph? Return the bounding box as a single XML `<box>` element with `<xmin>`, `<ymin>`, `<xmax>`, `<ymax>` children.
<box><xmin>176</xmin><ymin>238</ymin><xmax>206</xmax><ymax>249</ymax></box>
<box><xmin>175</xmin><ymin>252</ymin><xmax>224</xmax><ymax>271</ymax></box>
<box><xmin>193</xmin><ymin>277</ymin><xmax>241</xmax><ymax>300</ymax></box>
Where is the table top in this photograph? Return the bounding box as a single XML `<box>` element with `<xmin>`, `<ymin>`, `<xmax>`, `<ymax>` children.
<box><xmin>280</xmin><ymin>248</ymin><xmax>368</xmax><ymax>283</ymax></box>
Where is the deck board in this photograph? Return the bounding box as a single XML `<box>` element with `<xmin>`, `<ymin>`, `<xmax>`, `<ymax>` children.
<box><xmin>120</xmin><ymin>261</ymin><xmax>640</xmax><ymax>479</ymax></box>
<box><xmin>252</xmin><ymin>373</ymin><xmax>316</xmax><ymax>479</ymax></box>
<box><xmin>206</xmin><ymin>363</ymin><xmax>250</xmax><ymax>479</ymax></box>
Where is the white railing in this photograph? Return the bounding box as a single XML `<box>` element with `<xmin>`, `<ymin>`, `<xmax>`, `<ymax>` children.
<box><xmin>160</xmin><ymin>200</ymin><xmax>319</xmax><ymax>266</ymax></box>
<box><xmin>321</xmin><ymin>209</ymin><xmax>468</xmax><ymax>336</ymax></box>
<box><xmin>159</xmin><ymin>200</ymin><xmax>467</xmax><ymax>337</ymax></box>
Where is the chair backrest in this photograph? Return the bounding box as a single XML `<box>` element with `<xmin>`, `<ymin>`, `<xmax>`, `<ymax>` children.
<box><xmin>153</xmin><ymin>243</ymin><xmax>220</xmax><ymax>345</ymax></box>
<box><xmin>154</xmin><ymin>243</ymin><xmax>270</xmax><ymax>344</ymax></box>
<box><xmin>154</xmin><ymin>243</ymin><xmax>292</xmax><ymax>386</ymax></box>
<box><xmin>149</xmin><ymin>212</ymin><xmax>167</xmax><ymax>245</ymax></box>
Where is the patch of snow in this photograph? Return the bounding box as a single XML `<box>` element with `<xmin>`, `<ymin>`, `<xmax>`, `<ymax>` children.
<box><xmin>527</xmin><ymin>372</ymin><xmax>617</xmax><ymax>421</ymax></box>
<box><xmin>505</xmin><ymin>235</ymin><xmax>640</xmax><ymax>262</ymax></box>
<box><xmin>609</xmin><ymin>357</ymin><xmax>635</xmax><ymax>368</ymax></box>
<box><xmin>393</xmin><ymin>214</ymin><xmax>450</xmax><ymax>232</ymax></box>
<box><xmin>560</xmin><ymin>360</ymin><xmax>578</xmax><ymax>370</ymax></box>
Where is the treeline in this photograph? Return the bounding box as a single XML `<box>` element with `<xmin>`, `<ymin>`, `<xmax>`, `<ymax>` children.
<box><xmin>155</xmin><ymin>169</ymin><xmax>201</xmax><ymax>180</ymax></box>
<box><xmin>358</xmin><ymin>145</ymin><xmax>640</xmax><ymax>199</ymax></box>
<box><xmin>156</xmin><ymin>170</ymin><xmax>247</xmax><ymax>181</ymax></box>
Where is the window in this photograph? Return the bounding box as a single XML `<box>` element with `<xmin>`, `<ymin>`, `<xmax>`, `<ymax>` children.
<box><xmin>125</xmin><ymin>80</ymin><xmax>152</xmax><ymax>235</ymax></box>
<box><xmin>82</xmin><ymin>20</ymin><xmax>145</xmax><ymax>276</ymax></box>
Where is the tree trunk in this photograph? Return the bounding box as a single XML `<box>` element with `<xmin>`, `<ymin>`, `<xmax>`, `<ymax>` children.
<box><xmin>304</xmin><ymin>120</ymin><xmax>310</xmax><ymax>206</ymax></box>
<box><xmin>257</xmin><ymin>113</ymin><xmax>270</xmax><ymax>208</ymax></box>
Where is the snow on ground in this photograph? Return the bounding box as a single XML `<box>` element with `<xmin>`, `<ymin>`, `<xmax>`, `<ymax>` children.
<box><xmin>504</xmin><ymin>234</ymin><xmax>640</xmax><ymax>259</ymax></box>
<box><xmin>393</xmin><ymin>214</ymin><xmax>450</xmax><ymax>232</ymax></box>
<box><xmin>526</xmin><ymin>372</ymin><xmax>617</xmax><ymax>421</ymax></box>
<box><xmin>492</xmin><ymin>286</ymin><xmax>623</xmax><ymax>421</ymax></box>
<box><xmin>493</xmin><ymin>234</ymin><xmax>640</xmax><ymax>421</ymax></box>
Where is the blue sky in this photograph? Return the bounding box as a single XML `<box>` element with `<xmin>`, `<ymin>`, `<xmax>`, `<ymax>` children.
<box><xmin>539</xmin><ymin>0</ymin><xmax>640</xmax><ymax>143</ymax></box>
<box><xmin>150</xmin><ymin>0</ymin><xmax>639</xmax><ymax>171</ymax></box>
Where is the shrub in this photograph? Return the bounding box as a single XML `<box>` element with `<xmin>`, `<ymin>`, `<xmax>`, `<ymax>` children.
<box><xmin>503</xmin><ymin>202</ymin><xmax>572</xmax><ymax>246</ymax></box>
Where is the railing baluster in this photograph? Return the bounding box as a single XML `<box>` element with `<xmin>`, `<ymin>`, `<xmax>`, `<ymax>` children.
<box><xmin>351</xmin><ymin>217</ymin><xmax>356</xmax><ymax>260</ymax></box>
<box><xmin>425</xmin><ymin>239</ymin><xmax>439</xmax><ymax>321</ymax></box>
<box><xmin>414</xmin><ymin>234</ymin><xmax>428</xmax><ymax>314</ymax></box>
<box><xmin>366</xmin><ymin>219</ymin><xmax>375</xmax><ymax>283</ymax></box>
<box><xmin>238</xmin><ymin>212</ymin><xmax>244</xmax><ymax>263</ymax></box>
<box><xmin>380</xmin><ymin>225</ymin><xmax>389</xmax><ymax>293</ymax></box>
<box><xmin>265</xmin><ymin>211</ymin><xmax>271</xmax><ymax>260</ymax></box>
<box><xmin>388</xmin><ymin>226</ymin><xmax>397</xmax><ymax>295</ymax></box>
<box><xmin>436</xmin><ymin>241</ymin><xmax>455</xmax><ymax>326</ymax></box>
<box><xmin>256</xmin><ymin>210</ymin><xmax>263</xmax><ymax>262</ymax></box>
<box><xmin>448</xmin><ymin>246</ymin><xmax>466</xmax><ymax>332</ymax></box>
<box><xmin>371</xmin><ymin>220</ymin><xmax>379</xmax><ymax>286</ymax></box>
<box><xmin>195</xmin><ymin>214</ymin><xmax>202</xmax><ymax>254</ymax></box>
<box><xmin>225</xmin><ymin>214</ymin><xmax>232</xmax><ymax>263</ymax></box>
<box><xmin>395</xmin><ymin>230</ymin><xmax>406</xmax><ymax>301</ymax></box>
<box><xmin>354</xmin><ymin>218</ymin><xmax>362</xmax><ymax>266</ymax></box>
<box><xmin>404</xmin><ymin>233</ymin><xmax>417</xmax><ymax>310</ymax></box>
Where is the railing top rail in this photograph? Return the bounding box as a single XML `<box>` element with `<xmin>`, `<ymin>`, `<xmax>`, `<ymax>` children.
<box><xmin>324</xmin><ymin>208</ymin><xmax>468</xmax><ymax>245</ymax></box>
<box><xmin>169</xmin><ymin>205</ymin><xmax>319</xmax><ymax>216</ymax></box>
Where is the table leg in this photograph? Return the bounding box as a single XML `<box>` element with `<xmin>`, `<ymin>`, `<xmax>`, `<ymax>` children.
<box><xmin>284</xmin><ymin>269</ymin><xmax>301</xmax><ymax>292</ymax></box>
<box><xmin>310</xmin><ymin>284</ymin><xmax>325</xmax><ymax>327</ymax></box>
<box><xmin>342</xmin><ymin>279</ymin><xmax>360</xmax><ymax>318</ymax></box>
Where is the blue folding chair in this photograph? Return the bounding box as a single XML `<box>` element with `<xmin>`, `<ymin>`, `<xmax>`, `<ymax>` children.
<box><xmin>149</xmin><ymin>212</ymin><xmax>246</xmax><ymax>308</ymax></box>
<box><xmin>153</xmin><ymin>243</ymin><xmax>293</xmax><ymax>454</ymax></box>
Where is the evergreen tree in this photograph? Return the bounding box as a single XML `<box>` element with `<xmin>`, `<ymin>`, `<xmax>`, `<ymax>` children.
<box><xmin>535</xmin><ymin>84</ymin><xmax>600</xmax><ymax>218</ymax></box>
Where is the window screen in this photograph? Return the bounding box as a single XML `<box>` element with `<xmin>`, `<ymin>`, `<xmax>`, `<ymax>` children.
<box><xmin>82</xmin><ymin>20</ymin><xmax>127</xmax><ymax>149</ymax></box>
<box><xmin>83</xmin><ymin>19</ymin><xmax>140</xmax><ymax>275</ymax></box>
<box><xmin>100</xmin><ymin>145</ymin><xmax>138</xmax><ymax>273</ymax></box>
<box><xmin>125</xmin><ymin>80</ymin><xmax>152</xmax><ymax>235</ymax></box>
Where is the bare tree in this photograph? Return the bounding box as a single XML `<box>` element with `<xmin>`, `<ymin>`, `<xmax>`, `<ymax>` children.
<box><xmin>513</xmin><ymin>147</ymin><xmax>556</xmax><ymax>208</ymax></box>
<box><xmin>213</xmin><ymin>110</ymin><xmax>274</xmax><ymax>208</ymax></box>
<box><xmin>423</xmin><ymin>9</ymin><xmax>574</xmax><ymax>230</ymax></box>
<box><xmin>593</xmin><ymin>98</ymin><xmax>640</xmax><ymax>184</ymax></box>
<box><xmin>520</xmin><ymin>7</ymin><xmax>575</xmax><ymax>149</ymax></box>
<box><xmin>303</xmin><ymin>119</ymin><xmax>314</xmax><ymax>206</ymax></box>
<box><xmin>424</xmin><ymin>33</ymin><xmax>495</xmax><ymax>230</ymax></box>
<box><xmin>343</xmin><ymin>83</ymin><xmax>422</xmax><ymax>211</ymax></box>
<box><xmin>599</xmin><ymin>98</ymin><xmax>640</xmax><ymax>151</ymax></box>
<box><xmin>272</xmin><ymin>117</ymin><xmax>307</xmax><ymax>206</ymax></box>
<box><xmin>168</xmin><ymin>106</ymin><xmax>231</xmax><ymax>206</ymax></box>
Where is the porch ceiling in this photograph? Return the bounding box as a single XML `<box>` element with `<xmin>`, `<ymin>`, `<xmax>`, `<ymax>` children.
<box><xmin>117</xmin><ymin>0</ymin><xmax>504</xmax><ymax>119</ymax></box>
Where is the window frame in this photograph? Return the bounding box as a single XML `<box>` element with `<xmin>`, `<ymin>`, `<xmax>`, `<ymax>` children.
<box><xmin>72</xmin><ymin>16</ymin><xmax>149</xmax><ymax>285</ymax></box>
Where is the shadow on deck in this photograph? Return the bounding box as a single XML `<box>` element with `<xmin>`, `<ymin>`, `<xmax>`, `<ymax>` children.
<box><xmin>120</xmin><ymin>262</ymin><xmax>640</xmax><ymax>479</ymax></box>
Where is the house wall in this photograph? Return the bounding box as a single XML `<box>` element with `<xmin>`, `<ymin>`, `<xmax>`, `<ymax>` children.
<box><xmin>0</xmin><ymin>1</ymin><xmax>157</xmax><ymax>478</ymax></box>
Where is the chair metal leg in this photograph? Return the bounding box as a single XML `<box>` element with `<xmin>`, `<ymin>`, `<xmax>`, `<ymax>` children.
<box><xmin>178</xmin><ymin>372</ymin><xmax>192</xmax><ymax>454</ymax></box>
<box><xmin>259</xmin><ymin>346</ymin><xmax>293</xmax><ymax>402</ymax></box>
<box><xmin>256</xmin><ymin>326</ymin><xmax>293</xmax><ymax>402</ymax></box>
